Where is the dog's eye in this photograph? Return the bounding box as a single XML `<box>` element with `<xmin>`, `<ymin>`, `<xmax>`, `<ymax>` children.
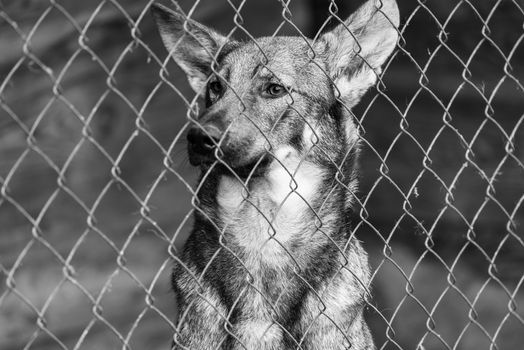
<box><xmin>265</xmin><ymin>84</ymin><xmax>287</xmax><ymax>97</ymax></box>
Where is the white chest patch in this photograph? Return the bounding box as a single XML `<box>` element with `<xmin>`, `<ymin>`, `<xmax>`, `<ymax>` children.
<box><xmin>215</xmin><ymin>148</ymin><xmax>325</xmax><ymax>260</ymax></box>
<box><xmin>266</xmin><ymin>147</ymin><xmax>323</xmax><ymax>206</ymax></box>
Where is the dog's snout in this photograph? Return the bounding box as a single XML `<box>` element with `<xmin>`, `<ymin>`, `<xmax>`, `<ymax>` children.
<box><xmin>187</xmin><ymin>128</ymin><xmax>219</xmax><ymax>151</ymax></box>
<box><xmin>187</xmin><ymin>127</ymin><xmax>222</xmax><ymax>165</ymax></box>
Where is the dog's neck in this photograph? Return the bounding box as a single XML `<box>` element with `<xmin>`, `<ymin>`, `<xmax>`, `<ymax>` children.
<box><xmin>197</xmin><ymin>146</ymin><xmax>353</xmax><ymax>266</ymax></box>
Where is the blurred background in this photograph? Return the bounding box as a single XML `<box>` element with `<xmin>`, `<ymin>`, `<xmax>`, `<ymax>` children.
<box><xmin>1</xmin><ymin>0</ymin><xmax>523</xmax><ymax>349</ymax></box>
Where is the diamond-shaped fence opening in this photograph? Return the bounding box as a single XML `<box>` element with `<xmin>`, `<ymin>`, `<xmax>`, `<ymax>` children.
<box><xmin>1</xmin><ymin>0</ymin><xmax>523</xmax><ymax>349</ymax></box>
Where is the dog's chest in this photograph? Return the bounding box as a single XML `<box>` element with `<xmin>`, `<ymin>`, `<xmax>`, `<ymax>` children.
<box><xmin>215</xmin><ymin>156</ymin><xmax>325</xmax><ymax>260</ymax></box>
<box><xmin>211</xmin><ymin>154</ymin><xmax>338</xmax><ymax>348</ymax></box>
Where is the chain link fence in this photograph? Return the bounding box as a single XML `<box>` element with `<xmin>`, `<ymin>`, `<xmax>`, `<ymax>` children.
<box><xmin>1</xmin><ymin>0</ymin><xmax>523</xmax><ymax>349</ymax></box>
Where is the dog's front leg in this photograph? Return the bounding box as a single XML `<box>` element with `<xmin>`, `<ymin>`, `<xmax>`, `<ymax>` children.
<box><xmin>298</xmin><ymin>295</ymin><xmax>375</xmax><ymax>350</ymax></box>
<box><xmin>171</xmin><ymin>266</ymin><xmax>229</xmax><ymax>349</ymax></box>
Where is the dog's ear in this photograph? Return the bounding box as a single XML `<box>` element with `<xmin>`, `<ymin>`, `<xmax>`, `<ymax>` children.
<box><xmin>151</xmin><ymin>3</ymin><xmax>231</xmax><ymax>94</ymax></box>
<box><xmin>315</xmin><ymin>0</ymin><xmax>399</xmax><ymax>106</ymax></box>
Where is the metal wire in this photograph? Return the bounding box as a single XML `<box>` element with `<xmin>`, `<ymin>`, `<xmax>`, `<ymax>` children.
<box><xmin>1</xmin><ymin>0</ymin><xmax>523</xmax><ymax>349</ymax></box>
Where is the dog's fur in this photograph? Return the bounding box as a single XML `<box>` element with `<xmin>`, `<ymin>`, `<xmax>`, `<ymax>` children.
<box><xmin>151</xmin><ymin>1</ymin><xmax>399</xmax><ymax>348</ymax></box>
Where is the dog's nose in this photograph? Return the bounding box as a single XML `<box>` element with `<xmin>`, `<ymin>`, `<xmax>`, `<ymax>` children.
<box><xmin>187</xmin><ymin>127</ymin><xmax>219</xmax><ymax>151</ymax></box>
<box><xmin>187</xmin><ymin>127</ymin><xmax>222</xmax><ymax>165</ymax></box>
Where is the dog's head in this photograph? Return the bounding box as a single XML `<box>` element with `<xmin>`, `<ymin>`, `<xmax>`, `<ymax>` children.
<box><xmin>152</xmin><ymin>0</ymin><xmax>399</xmax><ymax>178</ymax></box>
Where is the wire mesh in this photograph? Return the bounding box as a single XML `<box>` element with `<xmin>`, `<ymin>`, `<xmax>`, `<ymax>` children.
<box><xmin>1</xmin><ymin>0</ymin><xmax>523</xmax><ymax>349</ymax></box>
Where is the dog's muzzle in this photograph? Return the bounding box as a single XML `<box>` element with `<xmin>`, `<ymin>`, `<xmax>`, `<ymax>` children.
<box><xmin>186</xmin><ymin>126</ymin><xmax>222</xmax><ymax>166</ymax></box>
<box><xmin>186</xmin><ymin>126</ymin><xmax>271</xmax><ymax>177</ymax></box>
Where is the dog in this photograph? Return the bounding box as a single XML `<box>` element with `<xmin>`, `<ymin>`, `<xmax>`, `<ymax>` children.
<box><xmin>151</xmin><ymin>0</ymin><xmax>399</xmax><ymax>348</ymax></box>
